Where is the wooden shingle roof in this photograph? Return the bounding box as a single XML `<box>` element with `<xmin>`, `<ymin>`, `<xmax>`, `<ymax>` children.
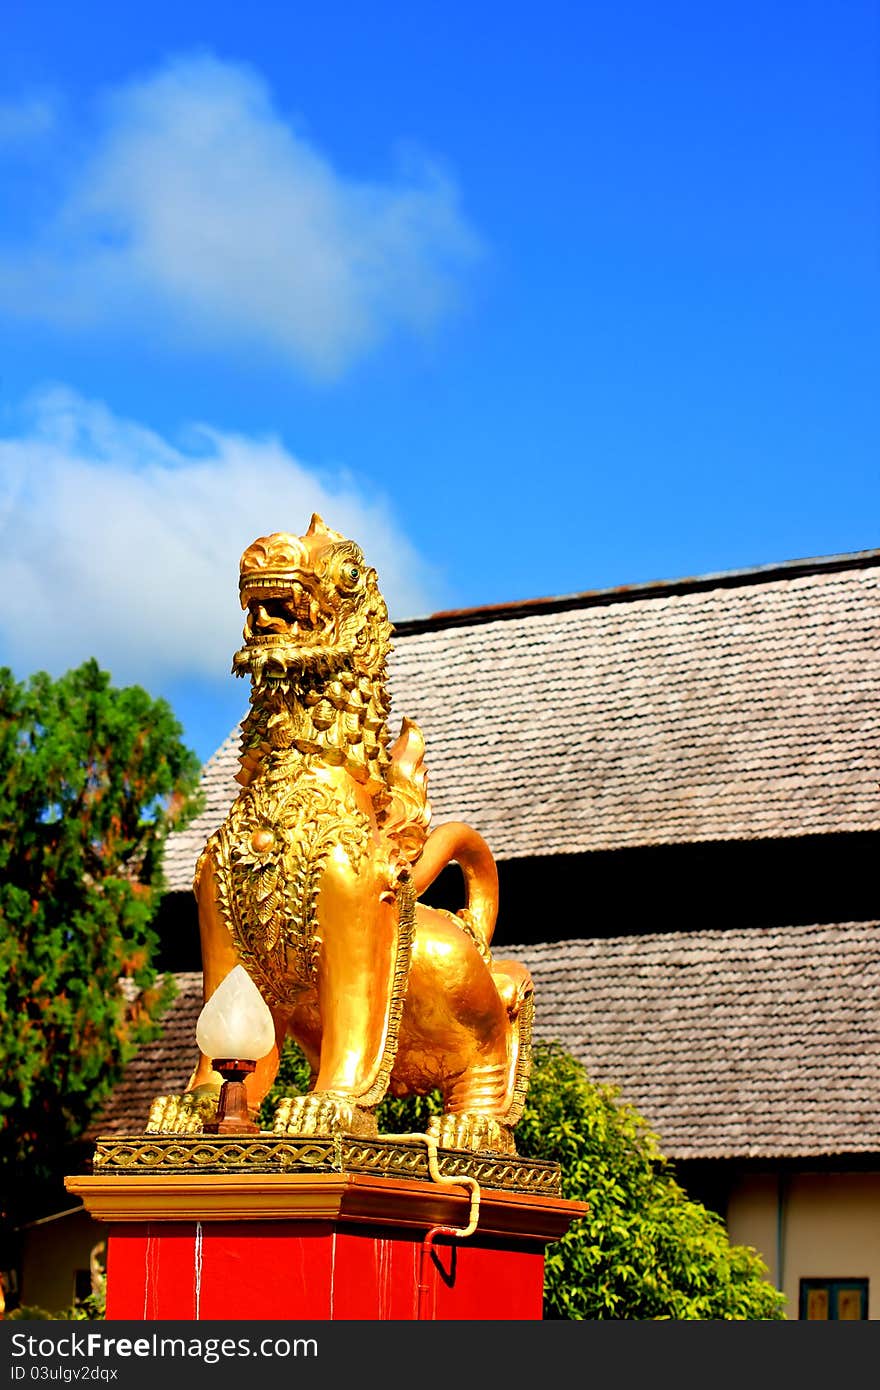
<box><xmin>164</xmin><ymin>550</ymin><xmax>880</xmax><ymax>892</ymax></box>
<box><xmin>514</xmin><ymin>922</ymin><xmax>880</xmax><ymax>1160</ymax></box>
<box><xmin>86</xmin><ymin>973</ymin><xmax>204</xmax><ymax>1138</ymax></box>
<box><xmin>89</xmin><ymin>917</ymin><xmax>880</xmax><ymax>1160</ymax></box>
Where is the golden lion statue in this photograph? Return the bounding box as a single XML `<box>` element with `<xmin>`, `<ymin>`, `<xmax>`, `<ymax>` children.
<box><xmin>149</xmin><ymin>515</ymin><xmax>533</xmax><ymax>1154</ymax></box>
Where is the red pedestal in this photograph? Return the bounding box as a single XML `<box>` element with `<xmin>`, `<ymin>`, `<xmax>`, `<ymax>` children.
<box><xmin>104</xmin><ymin>1219</ymin><xmax>546</xmax><ymax>1320</ymax></box>
<box><xmin>67</xmin><ymin>1170</ymin><xmax>586</xmax><ymax>1322</ymax></box>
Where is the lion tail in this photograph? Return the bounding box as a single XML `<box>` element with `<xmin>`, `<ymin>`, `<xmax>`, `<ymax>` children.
<box><xmin>411</xmin><ymin>819</ymin><xmax>500</xmax><ymax>951</ymax></box>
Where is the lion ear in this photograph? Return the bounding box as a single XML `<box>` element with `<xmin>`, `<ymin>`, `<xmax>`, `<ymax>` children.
<box><xmin>306</xmin><ymin>513</ymin><xmax>347</xmax><ymax>544</ymax></box>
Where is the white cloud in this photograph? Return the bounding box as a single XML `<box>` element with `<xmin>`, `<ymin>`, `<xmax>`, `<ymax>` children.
<box><xmin>0</xmin><ymin>387</ymin><xmax>443</xmax><ymax>688</ymax></box>
<box><xmin>0</xmin><ymin>54</ymin><xmax>480</xmax><ymax>376</ymax></box>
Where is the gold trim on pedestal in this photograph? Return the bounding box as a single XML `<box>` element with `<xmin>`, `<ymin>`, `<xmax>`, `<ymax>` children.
<box><xmin>64</xmin><ymin>1170</ymin><xmax>586</xmax><ymax>1242</ymax></box>
<box><xmin>88</xmin><ymin>1133</ymin><xmax>563</xmax><ymax>1196</ymax></box>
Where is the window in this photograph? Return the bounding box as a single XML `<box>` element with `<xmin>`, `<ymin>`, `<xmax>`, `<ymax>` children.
<box><xmin>800</xmin><ymin>1279</ymin><xmax>868</xmax><ymax>1320</ymax></box>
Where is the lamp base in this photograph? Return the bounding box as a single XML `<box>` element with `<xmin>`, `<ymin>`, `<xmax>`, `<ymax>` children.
<box><xmin>202</xmin><ymin>1060</ymin><xmax>259</xmax><ymax>1135</ymax></box>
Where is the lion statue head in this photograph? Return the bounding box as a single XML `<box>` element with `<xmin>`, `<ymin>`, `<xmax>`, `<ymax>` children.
<box><xmin>232</xmin><ymin>514</ymin><xmax>393</xmax><ymax>688</ymax></box>
<box><xmin>231</xmin><ymin>515</ymin><xmax>397</xmax><ymax>792</ymax></box>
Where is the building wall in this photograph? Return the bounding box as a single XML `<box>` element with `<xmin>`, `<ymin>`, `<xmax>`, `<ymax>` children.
<box><xmin>726</xmin><ymin>1169</ymin><xmax>880</xmax><ymax>1319</ymax></box>
<box><xmin>18</xmin><ymin>1208</ymin><xmax>106</xmax><ymax>1315</ymax></box>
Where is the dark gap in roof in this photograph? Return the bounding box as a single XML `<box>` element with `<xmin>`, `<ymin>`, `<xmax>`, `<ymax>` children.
<box><xmin>154</xmin><ymin>892</ymin><xmax>203</xmax><ymax>972</ymax></box>
<box><xmin>157</xmin><ymin>829</ymin><xmax>880</xmax><ymax>963</ymax></box>
<box><xmin>157</xmin><ymin>828</ymin><xmax>880</xmax><ymax>965</ymax></box>
<box><xmin>416</xmin><ymin>831</ymin><xmax>880</xmax><ymax>946</ymax></box>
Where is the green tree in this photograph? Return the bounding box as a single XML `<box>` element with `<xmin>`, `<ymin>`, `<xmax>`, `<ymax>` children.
<box><xmin>0</xmin><ymin>659</ymin><xmax>202</xmax><ymax>1226</ymax></box>
<box><xmin>261</xmin><ymin>1038</ymin><xmax>787</xmax><ymax>1319</ymax></box>
<box><xmin>516</xmin><ymin>1043</ymin><xmax>786</xmax><ymax>1319</ymax></box>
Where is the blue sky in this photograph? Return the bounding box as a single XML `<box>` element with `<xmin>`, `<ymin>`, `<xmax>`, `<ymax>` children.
<box><xmin>0</xmin><ymin>1</ymin><xmax>877</xmax><ymax>762</ymax></box>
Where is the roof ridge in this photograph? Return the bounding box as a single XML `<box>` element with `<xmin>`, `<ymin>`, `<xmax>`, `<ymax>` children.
<box><xmin>392</xmin><ymin>547</ymin><xmax>880</xmax><ymax>635</ymax></box>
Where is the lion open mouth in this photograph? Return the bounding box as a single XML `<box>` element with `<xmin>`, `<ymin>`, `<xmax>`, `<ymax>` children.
<box><xmin>243</xmin><ymin>579</ymin><xmax>337</xmax><ymax>646</ymax></box>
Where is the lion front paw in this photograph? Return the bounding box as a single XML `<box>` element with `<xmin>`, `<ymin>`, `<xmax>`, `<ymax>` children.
<box><xmin>145</xmin><ymin>1090</ymin><xmax>220</xmax><ymax>1135</ymax></box>
<box><xmin>272</xmin><ymin>1092</ymin><xmax>378</xmax><ymax>1139</ymax></box>
<box><xmin>428</xmin><ymin>1113</ymin><xmax>517</xmax><ymax>1155</ymax></box>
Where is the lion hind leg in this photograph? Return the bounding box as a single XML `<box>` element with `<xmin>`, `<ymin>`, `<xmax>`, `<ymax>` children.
<box><xmin>428</xmin><ymin>979</ymin><xmax>535</xmax><ymax>1156</ymax></box>
<box><xmin>428</xmin><ymin>1061</ymin><xmax>515</xmax><ymax>1155</ymax></box>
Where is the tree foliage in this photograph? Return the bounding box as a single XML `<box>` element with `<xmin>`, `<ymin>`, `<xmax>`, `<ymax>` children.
<box><xmin>0</xmin><ymin>659</ymin><xmax>202</xmax><ymax>1222</ymax></box>
<box><xmin>516</xmin><ymin>1043</ymin><xmax>786</xmax><ymax>1319</ymax></box>
<box><xmin>262</xmin><ymin>1038</ymin><xmax>786</xmax><ymax>1319</ymax></box>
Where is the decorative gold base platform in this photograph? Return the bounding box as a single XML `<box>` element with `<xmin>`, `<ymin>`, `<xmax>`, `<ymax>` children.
<box><xmin>89</xmin><ymin>1133</ymin><xmax>562</xmax><ymax>1197</ymax></box>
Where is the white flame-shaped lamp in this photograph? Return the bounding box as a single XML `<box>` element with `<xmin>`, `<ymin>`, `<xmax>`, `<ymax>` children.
<box><xmin>195</xmin><ymin>966</ymin><xmax>276</xmax><ymax>1135</ymax></box>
